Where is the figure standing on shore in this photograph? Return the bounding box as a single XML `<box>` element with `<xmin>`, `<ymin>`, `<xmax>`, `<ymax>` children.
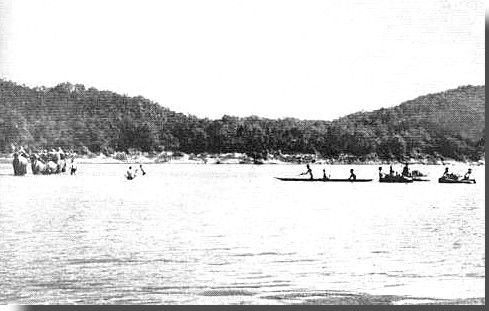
<box><xmin>300</xmin><ymin>164</ymin><xmax>313</xmax><ymax>179</ymax></box>
<box><xmin>70</xmin><ymin>158</ymin><xmax>77</xmax><ymax>175</ymax></box>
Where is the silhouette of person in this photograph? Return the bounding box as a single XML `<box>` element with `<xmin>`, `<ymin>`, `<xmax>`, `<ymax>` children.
<box><xmin>300</xmin><ymin>164</ymin><xmax>313</xmax><ymax>179</ymax></box>
<box><xmin>348</xmin><ymin>169</ymin><xmax>356</xmax><ymax>180</ymax></box>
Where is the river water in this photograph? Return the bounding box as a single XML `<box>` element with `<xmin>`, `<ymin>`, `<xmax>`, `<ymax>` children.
<box><xmin>0</xmin><ymin>163</ymin><xmax>484</xmax><ymax>304</ymax></box>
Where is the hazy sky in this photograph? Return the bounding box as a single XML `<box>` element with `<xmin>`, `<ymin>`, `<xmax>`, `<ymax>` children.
<box><xmin>0</xmin><ymin>0</ymin><xmax>484</xmax><ymax>120</ymax></box>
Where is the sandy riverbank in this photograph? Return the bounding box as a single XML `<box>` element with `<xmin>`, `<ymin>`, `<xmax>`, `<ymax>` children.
<box><xmin>0</xmin><ymin>151</ymin><xmax>484</xmax><ymax>166</ymax></box>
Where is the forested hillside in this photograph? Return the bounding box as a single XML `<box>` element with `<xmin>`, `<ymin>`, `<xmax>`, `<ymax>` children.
<box><xmin>0</xmin><ymin>79</ymin><xmax>484</xmax><ymax>161</ymax></box>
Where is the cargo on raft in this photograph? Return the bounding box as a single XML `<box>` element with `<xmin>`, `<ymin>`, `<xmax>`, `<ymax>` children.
<box><xmin>378</xmin><ymin>175</ymin><xmax>413</xmax><ymax>183</ymax></box>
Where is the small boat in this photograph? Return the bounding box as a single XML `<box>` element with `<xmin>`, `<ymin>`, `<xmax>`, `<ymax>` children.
<box><xmin>438</xmin><ymin>177</ymin><xmax>476</xmax><ymax>184</ymax></box>
<box><xmin>379</xmin><ymin>175</ymin><xmax>413</xmax><ymax>183</ymax></box>
<box><xmin>275</xmin><ymin>177</ymin><xmax>373</xmax><ymax>182</ymax></box>
<box><xmin>408</xmin><ymin>170</ymin><xmax>429</xmax><ymax>181</ymax></box>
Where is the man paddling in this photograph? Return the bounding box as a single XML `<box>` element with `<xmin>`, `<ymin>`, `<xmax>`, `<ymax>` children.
<box><xmin>348</xmin><ymin>169</ymin><xmax>357</xmax><ymax>181</ymax></box>
<box><xmin>300</xmin><ymin>164</ymin><xmax>313</xmax><ymax>179</ymax></box>
<box><xmin>463</xmin><ymin>168</ymin><xmax>472</xmax><ymax>180</ymax></box>
<box><xmin>378</xmin><ymin>167</ymin><xmax>384</xmax><ymax>178</ymax></box>
<box><xmin>442</xmin><ymin>167</ymin><xmax>459</xmax><ymax>180</ymax></box>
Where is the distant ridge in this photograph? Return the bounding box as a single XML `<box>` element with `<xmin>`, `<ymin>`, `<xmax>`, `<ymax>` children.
<box><xmin>336</xmin><ymin>85</ymin><xmax>484</xmax><ymax>141</ymax></box>
<box><xmin>0</xmin><ymin>79</ymin><xmax>484</xmax><ymax>161</ymax></box>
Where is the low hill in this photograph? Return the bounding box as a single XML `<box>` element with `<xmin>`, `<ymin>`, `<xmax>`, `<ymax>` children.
<box><xmin>0</xmin><ymin>79</ymin><xmax>484</xmax><ymax>161</ymax></box>
<box><xmin>327</xmin><ymin>85</ymin><xmax>484</xmax><ymax>160</ymax></box>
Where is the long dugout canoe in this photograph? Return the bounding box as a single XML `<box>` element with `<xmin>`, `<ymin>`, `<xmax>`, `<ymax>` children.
<box><xmin>438</xmin><ymin>177</ymin><xmax>476</xmax><ymax>184</ymax></box>
<box><xmin>275</xmin><ymin>177</ymin><xmax>373</xmax><ymax>182</ymax></box>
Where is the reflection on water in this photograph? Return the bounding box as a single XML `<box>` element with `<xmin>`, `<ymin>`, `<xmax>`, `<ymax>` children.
<box><xmin>0</xmin><ymin>163</ymin><xmax>484</xmax><ymax>304</ymax></box>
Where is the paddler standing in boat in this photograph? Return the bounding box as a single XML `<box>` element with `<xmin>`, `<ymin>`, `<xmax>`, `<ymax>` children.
<box><xmin>300</xmin><ymin>164</ymin><xmax>313</xmax><ymax>179</ymax></box>
<box><xmin>442</xmin><ymin>167</ymin><xmax>458</xmax><ymax>180</ymax></box>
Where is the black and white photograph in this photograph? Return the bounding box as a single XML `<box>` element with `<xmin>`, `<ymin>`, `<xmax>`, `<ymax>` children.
<box><xmin>0</xmin><ymin>0</ymin><xmax>485</xmax><ymax>305</ymax></box>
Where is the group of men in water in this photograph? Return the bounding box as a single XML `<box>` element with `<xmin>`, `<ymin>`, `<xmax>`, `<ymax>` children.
<box><xmin>12</xmin><ymin>146</ymin><xmax>153</xmax><ymax>179</ymax></box>
<box><xmin>12</xmin><ymin>145</ymin><xmax>77</xmax><ymax>175</ymax></box>
<box><xmin>126</xmin><ymin>165</ymin><xmax>146</xmax><ymax>180</ymax></box>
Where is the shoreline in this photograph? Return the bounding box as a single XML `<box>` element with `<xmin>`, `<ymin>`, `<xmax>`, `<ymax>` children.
<box><xmin>0</xmin><ymin>151</ymin><xmax>484</xmax><ymax>166</ymax></box>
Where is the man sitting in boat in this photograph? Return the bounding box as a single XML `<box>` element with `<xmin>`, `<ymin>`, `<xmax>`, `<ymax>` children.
<box><xmin>411</xmin><ymin>169</ymin><xmax>425</xmax><ymax>177</ymax></box>
<box><xmin>402</xmin><ymin>163</ymin><xmax>410</xmax><ymax>177</ymax></box>
<box><xmin>442</xmin><ymin>167</ymin><xmax>459</xmax><ymax>180</ymax></box>
<box><xmin>300</xmin><ymin>164</ymin><xmax>313</xmax><ymax>179</ymax></box>
<box><xmin>442</xmin><ymin>167</ymin><xmax>449</xmax><ymax>177</ymax></box>
<box><xmin>463</xmin><ymin>168</ymin><xmax>472</xmax><ymax>180</ymax></box>
<box><xmin>378</xmin><ymin>167</ymin><xmax>385</xmax><ymax>178</ymax></box>
<box><xmin>348</xmin><ymin>169</ymin><xmax>356</xmax><ymax>180</ymax></box>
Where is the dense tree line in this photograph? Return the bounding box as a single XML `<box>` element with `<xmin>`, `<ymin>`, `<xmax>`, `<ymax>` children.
<box><xmin>0</xmin><ymin>79</ymin><xmax>484</xmax><ymax>161</ymax></box>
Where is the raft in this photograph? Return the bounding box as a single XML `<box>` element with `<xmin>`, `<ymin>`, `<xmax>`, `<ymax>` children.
<box><xmin>275</xmin><ymin>177</ymin><xmax>373</xmax><ymax>182</ymax></box>
<box><xmin>412</xmin><ymin>177</ymin><xmax>430</xmax><ymax>182</ymax></box>
<box><xmin>379</xmin><ymin>175</ymin><xmax>413</xmax><ymax>183</ymax></box>
<box><xmin>438</xmin><ymin>177</ymin><xmax>476</xmax><ymax>184</ymax></box>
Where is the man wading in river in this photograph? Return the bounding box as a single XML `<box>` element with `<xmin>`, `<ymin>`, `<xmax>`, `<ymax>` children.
<box><xmin>126</xmin><ymin>166</ymin><xmax>136</xmax><ymax>180</ymax></box>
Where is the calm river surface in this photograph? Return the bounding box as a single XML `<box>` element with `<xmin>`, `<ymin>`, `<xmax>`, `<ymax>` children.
<box><xmin>0</xmin><ymin>163</ymin><xmax>484</xmax><ymax>304</ymax></box>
